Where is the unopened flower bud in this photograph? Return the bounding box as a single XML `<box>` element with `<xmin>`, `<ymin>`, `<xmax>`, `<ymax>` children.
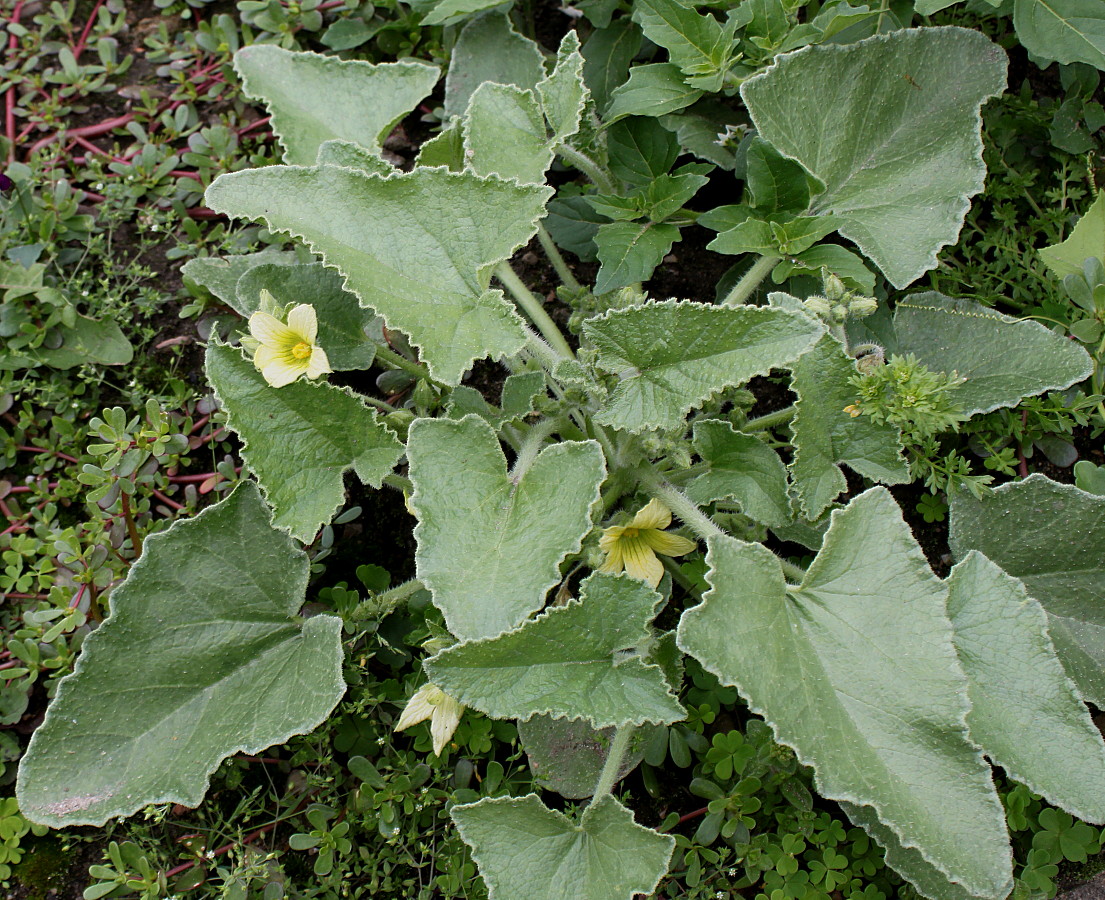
<box><xmin>848</xmin><ymin>296</ymin><xmax>879</xmax><ymax>318</ymax></box>
<box><xmin>823</xmin><ymin>272</ymin><xmax>847</xmax><ymax>301</ymax></box>
<box><xmin>804</xmin><ymin>296</ymin><xmax>832</xmax><ymax>318</ymax></box>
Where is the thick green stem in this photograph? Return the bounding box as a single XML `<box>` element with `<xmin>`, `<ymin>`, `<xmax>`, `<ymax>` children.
<box><xmin>495</xmin><ymin>262</ymin><xmax>575</xmax><ymax>360</ymax></box>
<box><xmin>374</xmin><ymin>344</ymin><xmax>430</xmax><ymax>380</ymax></box>
<box><xmin>743</xmin><ymin>405</ymin><xmax>796</xmax><ymax>433</ymax></box>
<box><xmin>591</xmin><ymin>725</ymin><xmax>636</xmax><ymax>800</ymax></box>
<box><xmin>637</xmin><ymin>467</ymin><xmax>725</xmax><ymax>542</ymax></box>
<box><xmin>537</xmin><ymin>224</ymin><xmax>582</xmax><ymax>293</ymax></box>
<box><xmin>721</xmin><ymin>254</ymin><xmax>780</xmax><ymax>306</ymax></box>
<box><xmin>365</xmin><ymin>577</ymin><xmax>425</xmax><ymax>618</ymax></box>
<box><xmin>555</xmin><ymin>144</ymin><xmax>617</xmax><ymax>194</ymax></box>
<box><xmin>510</xmin><ymin>417</ymin><xmax>560</xmax><ymax>483</ymax></box>
<box><xmin>383</xmin><ymin>473</ymin><xmax>413</xmax><ymax>494</ymax></box>
<box><xmin>779</xmin><ymin>556</ymin><xmax>807</xmax><ymax>584</ymax></box>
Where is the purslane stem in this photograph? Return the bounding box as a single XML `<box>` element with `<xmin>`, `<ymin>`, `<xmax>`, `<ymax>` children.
<box><xmin>495</xmin><ymin>262</ymin><xmax>576</xmax><ymax>360</ymax></box>
<box><xmin>374</xmin><ymin>344</ymin><xmax>430</xmax><ymax>380</ymax></box>
<box><xmin>721</xmin><ymin>254</ymin><xmax>780</xmax><ymax>306</ymax></box>
<box><xmin>537</xmin><ymin>223</ymin><xmax>583</xmax><ymax>293</ymax></box>
<box><xmin>555</xmin><ymin>144</ymin><xmax>617</xmax><ymax>194</ymax></box>
<box><xmin>592</xmin><ymin>725</ymin><xmax>636</xmax><ymax>800</ymax></box>
<box><xmin>637</xmin><ymin>467</ymin><xmax>726</xmax><ymax>542</ymax></box>
<box><xmin>743</xmin><ymin>405</ymin><xmax>797</xmax><ymax>432</ymax></box>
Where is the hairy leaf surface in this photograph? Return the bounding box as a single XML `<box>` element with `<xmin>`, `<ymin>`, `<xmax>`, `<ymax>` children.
<box><xmin>686</xmin><ymin>421</ymin><xmax>791</xmax><ymax>527</ymax></box>
<box><xmin>1013</xmin><ymin>0</ymin><xmax>1105</xmax><ymax>69</ymax></box>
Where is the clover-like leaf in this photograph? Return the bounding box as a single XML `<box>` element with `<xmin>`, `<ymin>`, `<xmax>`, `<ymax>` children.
<box><xmin>584</xmin><ymin>300</ymin><xmax>823</xmax><ymax>432</ymax></box>
<box><xmin>947</xmin><ymin>551</ymin><xmax>1105</xmax><ymax>823</ymax></box>
<box><xmin>424</xmin><ymin>572</ymin><xmax>685</xmax><ymax>728</ymax></box>
<box><xmin>206</xmin><ymin>344</ymin><xmax>403</xmax><ymax>541</ymax></box>
<box><xmin>742</xmin><ymin>27</ymin><xmax>1007</xmax><ymax>288</ymax></box>
<box><xmin>950</xmin><ymin>474</ymin><xmax>1105</xmax><ymax>708</ymax></box>
<box><xmin>206</xmin><ymin>165</ymin><xmax>551</xmax><ymax>384</ymax></box>
<box><xmin>407</xmin><ymin>415</ymin><xmax>605</xmax><ymax>641</ymax></box>
<box><xmin>234</xmin><ymin>45</ymin><xmax>439</xmax><ymax>164</ymax></box>
<box><xmin>686</xmin><ymin>421</ymin><xmax>791</xmax><ymax>527</ymax></box>
<box><xmin>452</xmin><ymin>794</ymin><xmax>675</xmax><ymax>900</ymax></box>
<box><xmin>16</xmin><ymin>482</ymin><xmax>345</xmax><ymax>827</ymax></box>
<box><xmin>789</xmin><ymin>334</ymin><xmax>908</xmax><ymax>518</ymax></box>
<box><xmin>678</xmin><ymin>488</ymin><xmax>1012</xmax><ymax>899</ymax></box>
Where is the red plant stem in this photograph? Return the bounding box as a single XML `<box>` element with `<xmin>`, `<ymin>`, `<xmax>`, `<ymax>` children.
<box><xmin>186</xmin><ymin>207</ymin><xmax>224</xmax><ymax>220</ymax></box>
<box><xmin>168</xmin><ymin>472</ymin><xmax>217</xmax><ymax>483</ymax></box>
<box><xmin>5</xmin><ymin>1</ymin><xmax>24</xmax><ymax>163</ymax></box>
<box><xmin>72</xmin><ymin>0</ymin><xmax>106</xmax><ymax>61</ymax></box>
<box><xmin>170</xmin><ymin>170</ymin><xmax>203</xmax><ymax>182</ymax></box>
<box><xmin>28</xmin><ymin>113</ymin><xmax>134</xmax><ymax>155</ymax></box>
<box><xmin>71</xmin><ymin>134</ymin><xmax>115</xmax><ymax>160</ymax></box>
<box><xmin>2</xmin><ymin>592</ymin><xmax>49</xmax><ymax>600</ymax></box>
<box><xmin>120</xmin><ymin>492</ymin><xmax>143</xmax><ymax>557</ymax></box>
<box><xmin>150</xmin><ymin>488</ymin><xmax>185</xmax><ymax>512</ymax></box>
<box><xmin>317</xmin><ymin>0</ymin><xmax>347</xmax><ymax>9</ymax></box>
<box><xmin>79</xmin><ymin>189</ymin><xmax>106</xmax><ymax>201</ymax></box>
<box><xmin>0</xmin><ymin>661</ymin><xmax>20</xmax><ymax>671</ymax></box>
<box><xmin>676</xmin><ymin>806</ymin><xmax>709</xmax><ymax>826</ymax></box>
<box><xmin>188</xmin><ymin>415</ymin><xmax>211</xmax><ymax>434</ymax></box>
<box><xmin>196</xmin><ymin>427</ymin><xmax>225</xmax><ymax>446</ymax></box>
<box><xmin>237</xmin><ymin>116</ymin><xmax>271</xmax><ymax>136</ymax></box>
<box><xmin>17</xmin><ymin>445</ymin><xmax>80</xmax><ymax>464</ymax></box>
<box><xmin>7</xmin><ymin>483</ymin><xmax>60</xmax><ymax>493</ymax></box>
<box><xmin>68</xmin><ymin>583</ymin><xmax>86</xmax><ymax>610</ymax></box>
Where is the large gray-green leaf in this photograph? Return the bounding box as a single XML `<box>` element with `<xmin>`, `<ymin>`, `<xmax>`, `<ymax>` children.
<box><xmin>181</xmin><ymin>249</ymin><xmax>303</xmax><ymax>311</ymax></box>
<box><xmin>947</xmin><ymin>552</ymin><xmax>1105</xmax><ymax>823</ymax></box>
<box><xmin>1014</xmin><ymin>0</ymin><xmax>1105</xmax><ymax>69</ymax></box>
<box><xmin>452</xmin><ymin>794</ymin><xmax>675</xmax><ymax>900</ymax></box>
<box><xmin>678</xmin><ymin>489</ymin><xmax>1012</xmax><ymax>898</ymax></box>
<box><xmin>1039</xmin><ymin>190</ymin><xmax>1105</xmax><ymax>280</ymax></box>
<box><xmin>206</xmin><ymin>344</ymin><xmax>403</xmax><ymax>541</ymax></box>
<box><xmin>234</xmin><ymin>45</ymin><xmax>439</xmax><ymax>164</ymax></box>
<box><xmin>444</xmin><ymin>11</ymin><xmax>546</xmax><ymax>118</ymax></box>
<box><xmin>790</xmin><ymin>334</ymin><xmax>908</xmax><ymax>519</ymax></box>
<box><xmin>893</xmin><ymin>293</ymin><xmax>1093</xmax><ymax>416</ymax></box>
<box><xmin>463</xmin><ymin>83</ymin><xmax>551</xmax><ymax>185</ymax></box>
<box><xmin>407</xmin><ymin>415</ymin><xmax>605</xmax><ymax>641</ymax></box>
<box><xmin>424</xmin><ymin>572</ymin><xmax>685</xmax><ymax>728</ymax></box>
<box><xmin>206</xmin><ymin>165</ymin><xmax>551</xmax><ymax>384</ymax></box>
<box><xmin>741</xmin><ymin>27</ymin><xmax>1007</xmax><ymax>288</ymax></box>
<box><xmin>950</xmin><ymin>475</ymin><xmax>1105</xmax><ymax>708</ymax></box>
<box><xmin>686</xmin><ymin>420</ymin><xmax>791</xmax><ymax>527</ymax></box>
<box><xmin>584</xmin><ymin>300</ymin><xmax>823</xmax><ymax>432</ymax></box>
<box><xmin>236</xmin><ymin>263</ymin><xmax>380</xmax><ymax>371</ymax></box>
<box><xmin>16</xmin><ymin>482</ymin><xmax>345</xmax><ymax>828</ymax></box>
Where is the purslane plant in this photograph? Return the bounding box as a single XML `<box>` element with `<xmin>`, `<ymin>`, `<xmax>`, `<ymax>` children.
<box><xmin>15</xmin><ymin>21</ymin><xmax>1105</xmax><ymax>900</ymax></box>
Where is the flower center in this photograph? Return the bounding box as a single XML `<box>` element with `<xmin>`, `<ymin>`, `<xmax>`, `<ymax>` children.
<box><xmin>621</xmin><ymin>527</ymin><xmax>640</xmax><ymax>539</ymax></box>
<box><xmin>291</xmin><ymin>341</ymin><xmax>312</xmax><ymax>360</ymax></box>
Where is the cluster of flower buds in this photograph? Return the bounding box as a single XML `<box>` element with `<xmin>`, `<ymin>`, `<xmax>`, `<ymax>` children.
<box><xmin>802</xmin><ymin>271</ymin><xmax>879</xmax><ymax>323</ymax></box>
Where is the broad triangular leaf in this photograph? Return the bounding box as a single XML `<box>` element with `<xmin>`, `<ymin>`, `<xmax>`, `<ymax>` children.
<box><xmin>741</xmin><ymin>27</ymin><xmax>1007</xmax><ymax>288</ymax></box>
<box><xmin>206</xmin><ymin>166</ymin><xmax>551</xmax><ymax>384</ymax></box>
<box><xmin>686</xmin><ymin>420</ymin><xmax>791</xmax><ymax>527</ymax></box>
<box><xmin>789</xmin><ymin>334</ymin><xmax>908</xmax><ymax>519</ymax></box>
<box><xmin>947</xmin><ymin>551</ymin><xmax>1105</xmax><ymax>823</ymax></box>
<box><xmin>444</xmin><ymin>11</ymin><xmax>546</xmax><ymax>118</ymax></box>
<box><xmin>631</xmin><ymin>0</ymin><xmax>730</xmax><ymax>83</ymax></box>
<box><xmin>234</xmin><ymin>45</ymin><xmax>439</xmax><ymax>164</ymax></box>
<box><xmin>593</xmin><ymin>222</ymin><xmax>681</xmax><ymax>294</ymax></box>
<box><xmin>463</xmin><ymin>83</ymin><xmax>552</xmax><ymax>185</ymax></box>
<box><xmin>539</xmin><ymin>32</ymin><xmax>588</xmax><ymax>145</ymax></box>
<box><xmin>452</xmin><ymin>794</ymin><xmax>675</xmax><ymax>900</ymax></box>
<box><xmin>181</xmin><ymin>248</ymin><xmax>303</xmax><ymax>311</ymax></box>
<box><xmin>206</xmin><ymin>344</ymin><xmax>403</xmax><ymax>541</ymax></box>
<box><xmin>893</xmin><ymin>293</ymin><xmax>1093</xmax><ymax>416</ymax></box>
<box><xmin>424</xmin><ymin>572</ymin><xmax>685</xmax><ymax>728</ymax></box>
<box><xmin>17</xmin><ymin>483</ymin><xmax>345</xmax><ymax>827</ymax></box>
<box><xmin>678</xmin><ymin>488</ymin><xmax>1012</xmax><ymax>898</ymax></box>
<box><xmin>407</xmin><ymin>415</ymin><xmax>605</xmax><ymax>641</ymax></box>
<box><xmin>584</xmin><ymin>300</ymin><xmax>823</xmax><ymax>432</ymax></box>
<box><xmin>1039</xmin><ymin>190</ymin><xmax>1105</xmax><ymax>280</ymax></box>
<box><xmin>606</xmin><ymin>63</ymin><xmax>704</xmax><ymax>120</ymax></box>
<box><xmin>950</xmin><ymin>474</ymin><xmax>1105</xmax><ymax>708</ymax></box>
<box><xmin>1013</xmin><ymin>0</ymin><xmax>1105</xmax><ymax>70</ymax></box>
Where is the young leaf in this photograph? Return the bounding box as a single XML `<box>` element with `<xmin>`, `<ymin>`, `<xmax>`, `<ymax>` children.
<box><xmin>464</xmin><ymin>83</ymin><xmax>552</xmax><ymax>185</ymax></box>
<box><xmin>744</xmin><ymin>136</ymin><xmax>814</xmax><ymax>217</ymax></box>
<box><xmin>1038</xmin><ymin>190</ymin><xmax>1105</xmax><ymax>280</ymax></box>
<box><xmin>415</xmin><ymin>118</ymin><xmax>466</xmax><ymax>170</ymax></box>
<box><xmin>444</xmin><ymin>11</ymin><xmax>546</xmax><ymax>118</ymax></box>
<box><xmin>686</xmin><ymin>420</ymin><xmax>791</xmax><ymax>527</ymax></box>
<box><xmin>206</xmin><ymin>165</ymin><xmax>551</xmax><ymax>385</ymax></box>
<box><xmin>893</xmin><ymin>293</ymin><xmax>1093</xmax><ymax>416</ymax></box>
<box><xmin>582</xmin><ymin>20</ymin><xmax>643</xmax><ymax>113</ymax></box>
<box><xmin>181</xmin><ymin>248</ymin><xmax>302</xmax><ymax>312</ymax></box>
<box><xmin>315</xmin><ymin>139</ymin><xmax>396</xmax><ymax>176</ymax></box>
<box><xmin>424</xmin><ymin>572</ymin><xmax>686</xmax><ymax>728</ymax></box>
<box><xmin>631</xmin><ymin>0</ymin><xmax>731</xmax><ymax>85</ymax></box>
<box><xmin>452</xmin><ymin>794</ymin><xmax>675</xmax><ymax>900</ymax></box>
<box><xmin>584</xmin><ymin>300</ymin><xmax>823</xmax><ymax>432</ymax></box>
<box><xmin>539</xmin><ymin>32</ymin><xmax>589</xmax><ymax>145</ymax></box>
<box><xmin>235</xmin><ymin>262</ymin><xmax>380</xmax><ymax>372</ymax></box>
<box><xmin>677</xmin><ymin>489</ymin><xmax>1013</xmax><ymax>899</ymax></box>
<box><xmin>789</xmin><ymin>333</ymin><xmax>908</xmax><ymax>519</ymax></box>
<box><xmin>1013</xmin><ymin>0</ymin><xmax>1105</xmax><ymax>70</ymax></box>
<box><xmin>594</xmin><ymin>221</ymin><xmax>681</xmax><ymax>294</ymax></box>
<box><xmin>607</xmin><ymin>116</ymin><xmax>681</xmax><ymax>186</ymax></box>
<box><xmin>206</xmin><ymin>345</ymin><xmax>402</xmax><ymax>542</ymax></box>
<box><xmin>16</xmin><ymin>482</ymin><xmax>345</xmax><ymax>827</ymax></box>
<box><xmin>949</xmin><ymin>475</ymin><xmax>1105</xmax><ymax>708</ymax></box>
<box><xmin>606</xmin><ymin>63</ymin><xmax>704</xmax><ymax>120</ymax></box>
<box><xmin>234</xmin><ymin>46</ymin><xmax>439</xmax><ymax>164</ymax></box>
<box><xmin>947</xmin><ymin>552</ymin><xmax>1105</xmax><ymax>823</ymax></box>
<box><xmin>406</xmin><ymin>415</ymin><xmax>605</xmax><ymax>641</ymax></box>
<box><xmin>741</xmin><ymin>27</ymin><xmax>1007</xmax><ymax>288</ymax></box>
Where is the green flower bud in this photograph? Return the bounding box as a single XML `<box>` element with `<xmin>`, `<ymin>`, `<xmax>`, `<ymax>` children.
<box><xmin>823</xmin><ymin>272</ymin><xmax>847</xmax><ymax>301</ymax></box>
<box><xmin>848</xmin><ymin>296</ymin><xmax>879</xmax><ymax>318</ymax></box>
<box><xmin>803</xmin><ymin>296</ymin><xmax>832</xmax><ymax>318</ymax></box>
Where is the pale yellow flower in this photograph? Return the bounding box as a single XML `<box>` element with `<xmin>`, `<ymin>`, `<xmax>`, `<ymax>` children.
<box><xmin>598</xmin><ymin>498</ymin><xmax>697</xmax><ymax>589</ymax></box>
<box><xmin>395</xmin><ymin>683</ymin><xmax>464</xmax><ymax>756</ymax></box>
<box><xmin>248</xmin><ymin>303</ymin><xmax>331</xmax><ymax>388</ymax></box>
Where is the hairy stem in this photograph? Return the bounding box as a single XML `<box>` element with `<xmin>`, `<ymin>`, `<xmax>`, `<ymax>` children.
<box><xmin>555</xmin><ymin>144</ymin><xmax>617</xmax><ymax>194</ymax></box>
<box><xmin>383</xmin><ymin>473</ymin><xmax>413</xmax><ymax>494</ymax></box>
<box><xmin>721</xmin><ymin>254</ymin><xmax>780</xmax><ymax>306</ymax></box>
<box><xmin>743</xmin><ymin>405</ymin><xmax>797</xmax><ymax>432</ymax></box>
<box><xmin>537</xmin><ymin>224</ymin><xmax>583</xmax><ymax>293</ymax></box>
<box><xmin>510</xmin><ymin>417</ymin><xmax>560</xmax><ymax>483</ymax></box>
<box><xmin>637</xmin><ymin>467</ymin><xmax>726</xmax><ymax>542</ymax></box>
<box><xmin>592</xmin><ymin>725</ymin><xmax>636</xmax><ymax>800</ymax></box>
<box><xmin>496</xmin><ymin>262</ymin><xmax>576</xmax><ymax>360</ymax></box>
<box><xmin>374</xmin><ymin>344</ymin><xmax>430</xmax><ymax>380</ymax></box>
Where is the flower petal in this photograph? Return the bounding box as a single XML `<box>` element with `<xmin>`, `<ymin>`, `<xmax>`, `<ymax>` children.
<box><xmin>305</xmin><ymin>346</ymin><xmax>332</xmax><ymax>379</ymax></box>
<box><xmin>598</xmin><ymin>542</ymin><xmax>624</xmax><ymax>575</ymax></box>
<box><xmin>621</xmin><ymin>534</ymin><xmax>664</xmax><ymax>588</ymax></box>
<box><xmin>430</xmin><ymin>693</ymin><xmax>464</xmax><ymax>756</ymax></box>
<box><xmin>642</xmin><ymin>529</ymin><xmax>697</xmax><ymax>558</ymax></box>
<box><xmin>261</xmin><ymin>358</ymin><xmax>305</xmax><ymax>388</ymax></box>
<box><xmin>249</xmin><ymin>310</ymin><xmax>296</xmax><ymax>347</ymax></box>
<box><xmin>631</xmin><ymin>498</ymin><xmax>672</xmax><ymax>531</ymax></box>
<box><xmin>395</xmin><ymin>683</ymin><xmax>439</xmax><ymax>732</ymax></box>
<box><xmin>598</xmin><ymin>525</ymin><xmax>625</xmax><ymax>553</ymax></box>
<box><xmin>286</xmin><ymin>304</ymin><xmax>318</xmax><ymax>343</ymax></box>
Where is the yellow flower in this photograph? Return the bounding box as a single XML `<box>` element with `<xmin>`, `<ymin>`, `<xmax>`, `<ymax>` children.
<box><xmin>248</xmin><ymin>302</ymin><xmax>331</xmax><ymax>388</ymax></box>
<box><xmin>395</xmin><ymin>683</ymin><xmax>465</xmax><ymax>756</ymax></box>
<box><xmin>598</xmin><ymin>498</ymin><xmax>697</xmax><ymax>589</ymax></box>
